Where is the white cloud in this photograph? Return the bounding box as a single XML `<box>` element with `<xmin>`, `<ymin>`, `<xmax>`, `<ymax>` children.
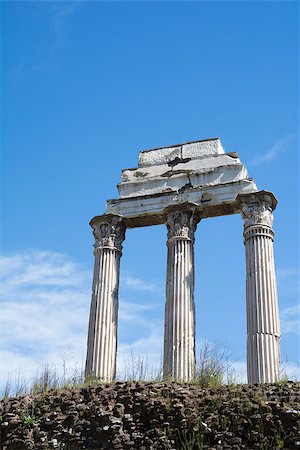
<box><xmin>280</xmin><ymin>304</ymin><xmax>300</xmax><ymax>335</ymax></box>
<box><xmin>38</xmin><ymin>2</ymin><xmax>81</xmax><ymax>49</ymax></box>
<box><xmin>0</xmin><ymin>250</ymin><xmax>164</xmax><ymax>393</ymax></box>
<box><xmin>0</xmin><ymin>250</ymin><xmax>89</xmax><ymax>290</ymax></box>
<box><xmin>117</xmin><ymin>326</ymin><xmax>164</xmax><ymax>380</ymax></box>
<box><xmin>121</xmin><ymin>274</ymin><xmax>162</xmax><ymax>293</ymax></box>
<box><xmin>281</xmin><ymin>320</ymin><xmax>299</xmax><ymax>334</ymax></box>
<box><xmin>1</xmin><ymin>249</ymin><xmax>298</xmax><ymax>394</ymax></box>
<box><xmin>280</xmin><ymin>362</ymin><xmax>300</xmax><ymax>381</ymax></box>
<box><xmin>227</xmin><ymin>361</ymin><xmax>247</xmax><ymax>384</ymax></box>
<box><xmin>10</xmin><ymin>2</ymin><xmax>81</xmax><ymax>81</ymax></box>
<box><xmin>119</xmin><ymin>301</ymin><xmax>160</xmax><ymax>327</ymax></box>
<box><xmin>0</xmin><ymin>250</ymin><xmax>90</xmax><ymax>393</ymax></box>
<box><xmin>221</xmin><ymin>360</ymin><xmax>300</xmax><ymax>383</ymax></box>
<box><xmin>281</xmin><ymin>304</ymin><xmax>300</xmax><ymax>319</ymax></box>
<box><xmin>277</xmin><ymin>267</ymin><xmax>300</xmax><ymax>279</ymax></box>
<box><xmin>251</xmin><ymin>134</ymin><xmax>296</xmax><ymax>166</ymax></box>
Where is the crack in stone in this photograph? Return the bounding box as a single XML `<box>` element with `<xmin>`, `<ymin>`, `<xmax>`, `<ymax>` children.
<box><xmin>161</xmin><ymin>169</ymin><xmax>191</xmax><ymax>178</ymax></box>
<box><xmin>167</xmin><ymin>157</ymin><xmax>191</xmax><ymax>168</ymax></box>
<box><xmin>178</xmin><ymin>182</ymin><xmax>192</xmax><ymax>194</ymax></box>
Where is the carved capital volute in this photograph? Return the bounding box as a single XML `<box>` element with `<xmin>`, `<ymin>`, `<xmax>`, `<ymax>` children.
<box><xmin>240</xmin><ymin>201</ymin><xmax>274</xmax><ymax>229</ymax></box>
<box><xmin>92</xmin><ymin>215</ymin><xmax>126</xmax><ymax>253</ymax></box>
<box><xmin>236</xmin><ymin>191</ymin><xmax>277</xmax><ymax>230</ymax></box>
<box><xmin>166</xmin><ymin>210</ymin><xmax>198</xmax><ymax>241</ymax></box>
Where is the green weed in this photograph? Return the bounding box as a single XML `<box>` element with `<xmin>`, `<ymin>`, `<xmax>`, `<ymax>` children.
<box><xmin>20</xmin><ymin>411</ymin><xmax>39</xmax><ymax>428</ymax></box>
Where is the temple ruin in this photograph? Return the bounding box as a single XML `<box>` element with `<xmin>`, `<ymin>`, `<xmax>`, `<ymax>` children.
<box><xmin>85</xmin><ymin>138</ymin><xmax>280</xmax><ymax>384</ymax></box>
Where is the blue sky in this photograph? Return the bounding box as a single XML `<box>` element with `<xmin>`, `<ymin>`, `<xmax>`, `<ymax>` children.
<box><xmin>1</xmin><ymin>1</ymin><xmax>299</xmax><ymax>389</ymax></box>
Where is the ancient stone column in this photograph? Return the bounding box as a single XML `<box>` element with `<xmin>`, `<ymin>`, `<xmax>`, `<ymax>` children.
<box><xmin>85</xmin><ymin>214</ymin><xmax>126</xmax><ymax>382</ymax></box>
<box><xmin>163</xmin><ymin>208</ymin><xmax>199</xmax><ymax>382</ymax></box>
<box><xmin>238</xmin><ymin>191</ymin><xmax>280</xmax><ymax>384</ymax></box>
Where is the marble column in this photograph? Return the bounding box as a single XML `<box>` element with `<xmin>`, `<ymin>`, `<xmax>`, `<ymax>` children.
<box><xmin>85</xmin><ymin>215</ymin><xmax>126</xmax><ymax>382</ymax></box>
<box><xmin>238</xmin><ymin>192</ymin><xmax>280</xmax><ymax>384</ymax></box>
<box><xmin>163</xmin><ymin>208</ymin><xmax>199</xmax><ymax>382</ymax></box>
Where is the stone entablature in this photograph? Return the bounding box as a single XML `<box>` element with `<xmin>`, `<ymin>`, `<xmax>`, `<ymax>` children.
<box><xmin>86</xmin><ymin>138</ymin><xmax>280</xmax><ymax>385</ymax></box>
<box><xmin>103</xmin><ymin>138</ymin><xmax>257</xmax><ymax>227</ymax></box>
<box><xmin>119</xmin><ymin>155</ymin><xmax>248</xmax><ymax>198</ymax></box>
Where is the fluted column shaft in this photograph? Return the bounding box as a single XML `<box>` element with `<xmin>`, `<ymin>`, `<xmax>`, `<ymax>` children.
<box><xmin>240</xmin><ymin>194</ymin><xmax>280</xmax><ymax>384</ymax></box>
<box><xmin>163</xmin><ymin>209</ymin><xmax>199</xmax><ymax>382</ymax></box>
<box><xmin>85</xmin><ymin>216</ymin><xmax>125</xmax><ymax>381</ymax></box>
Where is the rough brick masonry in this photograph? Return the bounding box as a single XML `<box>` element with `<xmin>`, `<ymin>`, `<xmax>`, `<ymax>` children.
<box><xmin>1</xmin><ymin>381</ymin><xmax>299</xmax><ymax>449</ymax></box>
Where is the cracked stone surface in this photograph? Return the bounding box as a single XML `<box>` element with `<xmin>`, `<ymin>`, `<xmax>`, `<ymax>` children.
<box><xmin>102</xmin><ymin>138</ymin><xmax>257</xmax><ymax>227</ymax></box>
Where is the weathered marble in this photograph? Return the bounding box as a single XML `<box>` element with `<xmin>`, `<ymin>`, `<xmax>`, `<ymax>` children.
<box><xmin>120</xmin><ymin>153</ymin><xmax>248</xmax><ymax>197</ymax></box>
<box><xmin>119</xmin><ymin>162</ymin><xmax>248</xmax><ymax>199</ymax></box>
<box><xmin>85</xmin><ymin>215</ymin><xmax>125</xmax><ymax>381</ymax></box>
<box><xmin>104</xmin><ymin>138</ymin><xmax>257</xmax><ymax>227</ymax></box>
<box><xmin>86</xmin><ymin>137</ymin><xmax>280</xmax><ymax>385</ymax></box>
<box><xmin>237</xmin><ymin>191</ymin><xmax>280</xmax><ymax>384</ymax></box>
<box><xmin>163</xmin><ymin>207</ymin><xmax>199</xmax><ymax>381</ymax></box>
<box><xmin>138</xmin><ymin>138</ymin><xmax>225</xmax><ymax>167</ymax></box>
<box><xmin>105</xmin><ymin>179</ymin><xmax>257</xmax><ymax>228</ymax></box>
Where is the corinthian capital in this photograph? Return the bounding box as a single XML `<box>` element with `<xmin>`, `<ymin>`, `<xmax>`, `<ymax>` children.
<box><xmin>166</xmin><ymin>210</ymin><xmax>198</xmax><ymax>240</ymax></box>
<box><xmin>236</xmin><ymin>191</ymin><xmax>277</xmax><ymax>229</ymax></box>
<box><xmin>240</xmin><ymin>201</ymin><xmax>273</xmax><ymax>228</ymax></box>
<box><xmin>92</xmin><ymin>215</ymin><xmax>126</xmax><ymax>252</ymax></box>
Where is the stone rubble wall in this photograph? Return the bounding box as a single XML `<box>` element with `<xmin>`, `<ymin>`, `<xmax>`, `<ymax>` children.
<box><xmin>0</xmin><ymin>381</ymin><xmax>299</xmax><ymax>450</ymax></box>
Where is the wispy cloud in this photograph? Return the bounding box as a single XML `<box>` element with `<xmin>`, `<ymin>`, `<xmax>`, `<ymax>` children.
<box><xmin>277</xmin><ymin>267</ymin><xmax>300</xmax><ymax>279</ymax></box>
<box><xmin>281</xmin><ymin>305</ymin><xmax>300</xmax><ymax>319</ymax></box>
<box><xmin>277</xmin><ymin>266</ymin><xmax>300</xmax><ymax>298</ymax></box>
<box><xmin>10</xmin><ymin>2</ymin><xmax>81</xmax><ymax>81</ymax></box>
<box><xmin>119</xmin><ymin>301</ymin><xmax>160</xmax><ymax>326</ymax></box>
<box><xmin>0</xmin><ymin>250</ymin><xmax>91</xmax><ymax>388</ymax></box>
<box><xmin>0</xmin><ymin>250</ymin><xmax>164</xmax><ymax>390</ymax></box>
<box><xmin>117</xmin><ymin>326</ymin><xmax>163</xmax><ymax>379</ymax></box>
<box><xmin>280</xmin><ymin>304</ymin><xmax>300</xmax><ymax>335</ymax></box>
<box><xmin>1</xmin><ymin>249</ymin><xmax>298</xmax><ymax>390</ymax></box>
<box><xmin>121</xmin><ymin>274</ymin><xmax>162</xmax><ymax>293</ymax></box>
<box><xmin>39</xmin><ymin>2</ymin><xmax>81</xmax><ymax>49</ymax></box>
<box><xmin>0</xmin><ymin>250</ymin><xmax>89</xmax><ymax>290</ymax></box>
<box><xmin>251</xmin><ymin>134</ymin><xmax>296</xmax><ymax>166</ymax></box>
<box><xmin>280</xmin><ymin>362</ymin><xmax>300</xmax><ymax>381</ymax></box>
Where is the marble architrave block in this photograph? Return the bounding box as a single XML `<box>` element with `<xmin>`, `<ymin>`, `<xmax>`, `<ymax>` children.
<box><xmin>121</xmin><ymin>153</ymin><xmax>245</xmax><ymax>188</ymax></box>
<box><xmin>118</xmin><ymin>162</ymin><xmax>248</xmax><ymax>199</ymax></box>
<box><xmin>138</xmin><ymin>138</ymin><xmax>225</xmax><ymax>167</ymax></box>
<box><xmin>105</xmin><ymin>179</ymin><xmax>257</xmax><ymax>227</ymax></box>
<box><xmin>237</xmin><ymin>191</ymin><xmax>280</xmax><ymax>384</ymax></box>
